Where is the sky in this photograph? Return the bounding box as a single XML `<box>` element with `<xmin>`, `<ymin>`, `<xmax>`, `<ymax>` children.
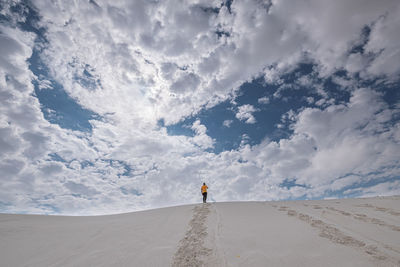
<box><xmin>0</xmin><ymin>0</ymin><xmax>400</xmax><ymax>215</ymax></box>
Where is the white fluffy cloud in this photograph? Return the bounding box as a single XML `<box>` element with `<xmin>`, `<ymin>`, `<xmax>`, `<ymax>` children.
<box><xmin>258</xmin><ymin>96</ymin><xmax>270</xmax><ymax>104</ymax></box>
<box><xmin>239</xmin><ymin>88</ymin><xmax>400</xmax><ymax>198</ymax></box>
<box><xmin>191</xmin><ymin>119</ymin><xmax>215</xmax><ymax>149</ymax></box>
<box><xmin>236</xmin><ymin>104</ymin><xmax>259</xmax><ymax>124</ymax></box>
<box><xmin>1</xmin><ymin>0</ymin><xmax>400</xmax><ymax>214</ymax></box>
<box><xmin>30</xmin><ymin>0</ymin><xmax>400</xmax><ymax>125</ymax></box>
<box><xmin>223</xmin><ymin>119</ymin><xmax>233</xmax><ymax>127</ymax></box>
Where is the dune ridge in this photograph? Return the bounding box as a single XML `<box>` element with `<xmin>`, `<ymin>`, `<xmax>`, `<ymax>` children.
<box><xmin>1</xmin><ymin>196</ymin><xmax>400</xmax><ymax>266</ymax></box>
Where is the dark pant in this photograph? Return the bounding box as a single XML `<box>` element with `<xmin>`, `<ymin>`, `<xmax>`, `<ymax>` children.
<box><xmin>202</xmin><ymin>192</ymin><xmax>207</xmax><ymax>203</ymax></box>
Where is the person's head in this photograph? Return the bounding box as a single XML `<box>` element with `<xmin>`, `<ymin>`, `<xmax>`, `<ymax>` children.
<box><xmin>203</xmin><ymin>182</ymin><xmax>206</xmax><ymax>185</ymax></box>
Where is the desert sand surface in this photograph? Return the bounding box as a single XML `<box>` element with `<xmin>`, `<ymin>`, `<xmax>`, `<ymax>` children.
<box><xmin>1</xmin><ymin>196</ymin><xmax>400</xmax><ymax>267</ymax></box>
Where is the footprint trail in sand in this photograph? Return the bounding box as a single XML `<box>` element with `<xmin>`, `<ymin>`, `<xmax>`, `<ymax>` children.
<box><xmin>172</xmin><ymin>204</ymin><xmax>212</xmax><ymax>267</ymax></box>
<box><xmin>276</xmin><ymin>202</ymin><xmax>400</xmax><ymax>266</ymax></box>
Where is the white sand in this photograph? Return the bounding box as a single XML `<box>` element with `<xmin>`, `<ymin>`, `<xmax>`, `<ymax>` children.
<box><xmin>1</xmin><ymin>196</ymin><xmax>400</xmax><ymax>266</ymax></box>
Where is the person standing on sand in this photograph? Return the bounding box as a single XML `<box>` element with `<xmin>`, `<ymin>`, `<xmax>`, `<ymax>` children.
<box><xmin>201</xmin><ymin>183</ymin><xmax>208</xmax><ymax>203</ymax></box>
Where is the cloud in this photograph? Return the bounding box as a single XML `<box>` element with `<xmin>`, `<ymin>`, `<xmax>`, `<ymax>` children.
<box><xmin>294</xmin><ymin>89</ymin><xmax>400</xmax><ymax>185</ymax></box>
<box><xmin>64</xmin><ymin>181</ymin><xmax>100</xmax><ymax>197</ymax></box>
<box><xmin>236</xmin><ymin>104</ymin><xmax>259</xmax><ymax>124</ymax></box>
<box><xmin>191</xmin><ymin>119</ymin><xmax>214</xmax><ymax>149</ymax></box>
<box><xmin>223</xmin><ymin>119</ymin><xmax>233</xmax><ymax>127</ymax></box>
<box><xmin>348</xmin><ymin>180</ymin><xmax>400</xmax><ymax>198</ymax></box>
<box><xmin>24</xmin><ymin>0</ymin><xmax>400</xmax><ymax>130</ymax></box>
<box><xmin>242</xmin><ymin>88</ymin><xmax>400</xmax><ymax>196</ymax></box>
<box><xmin>258</xmin><ymin>96</ymin><xmax>270</xmax><ymax>104</ymax></box>
<box><xmin>364</xmin><ymin>5</ymin><xmax>400</xmax><ymax>79</ymax></box>
<box><xmin>1</xmin><ymin>0</ymin><xmax>400</xmax><ymax>215</ymax></box>
<box><xmin>39</xmin><ymin>162</ymin><xmax>64</xmax><ymax>175</ymax></box>
<box><xmin>170</xmin><ymin>72</ymin><xmax>201</xmax><ymax>94</ymax></box>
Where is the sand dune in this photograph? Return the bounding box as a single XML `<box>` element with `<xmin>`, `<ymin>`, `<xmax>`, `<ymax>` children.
<box><xmin>1</xmin><ymin>196</ymin><xmax>400</xmax><ymax>266</ymax></box>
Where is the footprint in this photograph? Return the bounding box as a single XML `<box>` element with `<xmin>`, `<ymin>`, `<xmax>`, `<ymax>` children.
<box><xmin>356</xmin><ymin>204</ymin><xmax>400</xmax><ymax>216</ymax></box>
<box><xmin>276</xmin><ymin>206</ymin><xmax>392</xmax><ymax>263</ymax></box>
<box><xmin>328</xmin><ymin>208</ymin><xmax>400</xmax><ymax>232</ymax></box>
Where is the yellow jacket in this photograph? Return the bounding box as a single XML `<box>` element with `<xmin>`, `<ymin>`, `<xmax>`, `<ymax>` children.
<box><xmin>201</xmin><ymin>185</ymin><xmax>208</xmax><ymax>193</ymax></box>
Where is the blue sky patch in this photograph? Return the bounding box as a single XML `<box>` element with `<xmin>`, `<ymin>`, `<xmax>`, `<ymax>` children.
<box><xmin>2</xmin><ymin>1</ymin><xmax>102</xmax><ymax>133</ymax></box>
<box><xmin>30</xmin><ymin>50</ymin><xmax>101</xmax><ymax>132</ymax></box>
<box><xmin>166</xmin><ymin>62</ymin><xmax>400</xmax><ymax>154</ymax></box>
